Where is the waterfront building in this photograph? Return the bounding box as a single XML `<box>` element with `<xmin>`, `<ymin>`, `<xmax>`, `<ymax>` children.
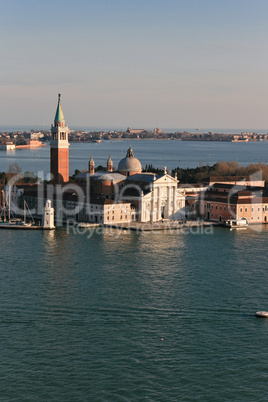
<box><xmin>0</xmin><ymin>141</ymin><xmax>15</xmax><ymax>151</ymax></box>
<box><xmin>15</xmin><ymin>139</ymin><xmax>46</xmax><ymax>150</ymax></box>
<box><xmin>77</xmin><ymin>196</ymin><xmax>132</xmax><ymax>224</ymax></box>
<box><xmin>50</xmin><ymin>94</ymin><xmax>69</xmax><ymax>183</ymax></box>
<box><xmin>197</xmin><ymin>183</ymin><xmax>268</xmax><ymax>223</ymax></box>
<box><xmin>126</xmin><ymin>128</ymin><xmax>148</xmax><ymax>135</ymax></box>
<box><xmin>207</xmin><ymin>176</ymin><xmax>265</xmax><ymax>188</ymax></box>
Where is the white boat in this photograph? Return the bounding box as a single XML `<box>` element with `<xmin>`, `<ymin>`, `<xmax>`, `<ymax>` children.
<box><xmin>77</xmin><ymin>222</ymin><xmax>99</xmax><ymax>228</ymax></box>
<box><xmin>224</xmin><ymin>218</ymin><xmax>248</xmax><ymax>229</ymax></box>
<box><xmin>9</xmin><ymin>218</ymin><xmax>32</xmax><ymax>227</ymax></box>
<box><xmin>256</xmin><ymin>311</ymin><xmax>268</xmax><ymax>318</ymax></box>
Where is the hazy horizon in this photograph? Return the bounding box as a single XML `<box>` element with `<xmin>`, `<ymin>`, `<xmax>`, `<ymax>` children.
<box><xmin>1</xmin><ymin>124</ymin><xmax>268</xmax><ymax>135</ymax></box>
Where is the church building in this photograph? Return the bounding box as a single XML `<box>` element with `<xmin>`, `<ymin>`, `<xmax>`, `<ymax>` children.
<box><xmin>76</xmin><ymin>146</ymin><xmax>186</xmax><ymax>223</ymax></box>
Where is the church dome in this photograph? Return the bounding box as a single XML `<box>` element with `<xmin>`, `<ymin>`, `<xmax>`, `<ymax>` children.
<box><xmin>118</xmin><ymin>146</ymin><xmax>142</xmax><ymax>176</ymax></box>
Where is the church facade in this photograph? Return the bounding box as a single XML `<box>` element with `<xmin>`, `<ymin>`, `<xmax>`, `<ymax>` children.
<box><xmin>123</xmin><ymin>172</ymin><xmax>185</xmax><ymax>222</ymax></box>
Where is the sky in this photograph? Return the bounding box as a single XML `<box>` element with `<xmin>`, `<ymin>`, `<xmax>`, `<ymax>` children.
<box><xmin>1</xmin><ymin>0</ymin><xmax>268</xmax><ymax>130</ymax></box>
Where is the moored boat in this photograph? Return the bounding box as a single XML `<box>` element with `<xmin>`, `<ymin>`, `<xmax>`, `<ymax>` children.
<box><xmin>256</xmin><ymin>311</ymin><xmax>268</xmax><ymax>318</ymax></box>
<box><xmin>224</xmin><ymin>218</ymin><xmax>248</xmax><ymax>229</ymax></box>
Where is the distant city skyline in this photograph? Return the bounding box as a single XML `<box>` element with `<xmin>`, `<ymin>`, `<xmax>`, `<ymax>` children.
<box><xmin>2</xmin><ymin>0</ymin><xmax>268</xmax><ymax>129</ymax></box>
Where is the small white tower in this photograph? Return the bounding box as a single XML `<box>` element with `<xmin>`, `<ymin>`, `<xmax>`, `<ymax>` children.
<box><xmin>42</xmin><ymin>199</ymin><xmax>55</xmax><ymax>229</ymax></box>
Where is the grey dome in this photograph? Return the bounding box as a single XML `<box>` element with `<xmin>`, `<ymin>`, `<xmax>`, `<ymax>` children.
<box><xmin>118</xmin><ymin>146</ymin><xmax>142</xmax><ymax>173</ymax></box>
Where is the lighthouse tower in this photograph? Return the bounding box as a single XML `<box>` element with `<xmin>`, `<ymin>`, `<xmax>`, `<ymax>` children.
<box><xmin>50</xmin><ymin>94</ymin><xmax>69</xmax><ymax>183</ymax></box>
<box><xmin>42</xmin><ymin>199</ymin><xmax>55</xmax><ymax>229</ymax></box>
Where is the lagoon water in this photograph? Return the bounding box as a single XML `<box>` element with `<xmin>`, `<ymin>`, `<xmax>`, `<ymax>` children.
<box><xmin>1</xmin><ymin>226</ymin><xmax>268</xmax><ymax>401</ymax></box>
<box><xmin>1</xmin><ymin>140</ymin><xmax>268</xmax><ymax>176</ymax></box>
<box><xmin>1</xmin><ymin>140</ymin><xmax>268</xmax><ymax>400</ymax></box>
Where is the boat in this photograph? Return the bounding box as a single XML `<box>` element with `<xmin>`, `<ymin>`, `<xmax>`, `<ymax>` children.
<box><xmin>224</xmin><ymin>218</ymin><xmax>248</xmax><ymax>229</ymax></box>
<box><xmin>256</xmin><ymin>311</ymin><xmax>268</xmax><ymax>318</ymax></box>
<box><xmin>9</xmin><ymin>218</ymin><xmax>32</xmax><ymax>227</ymax></box>
<box><xmin>77</xmin><ymin>222</ymin><xmax>99</xmax><ymax>228</ymax></box>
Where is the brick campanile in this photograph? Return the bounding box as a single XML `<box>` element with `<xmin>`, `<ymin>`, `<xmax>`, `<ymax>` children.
<box><xmin>50</xmin><ymin>94</ymin><xmax>69</xmax><ymax>183</ymax></box>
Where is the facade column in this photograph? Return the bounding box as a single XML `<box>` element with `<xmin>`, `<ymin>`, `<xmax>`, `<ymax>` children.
<box><xmin>150</xmin><ymin>186</ymin><xmax>155</xmax><ymax>223</ymax></box>
<box><xmin>173</xmin><ymin>185</ymin><xmax>177</xmax><ymax>219</ymax></box>
<box><xmin>167</xmin><ymin>186</ymin><xmax>171</xmax><ymax>218</ymax></box>
<box><xmin>157</xmin><ymin>186</ymin><xmax>161</xmax><ymax>221</ymax></box>
<box><xmin>142</xmin><ymin>199</ymin><xmax>147</xmax><ymax>223</ymax></box>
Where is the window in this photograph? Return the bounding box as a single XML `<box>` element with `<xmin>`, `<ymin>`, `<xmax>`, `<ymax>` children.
<box><xmin>245</xmin><ymin>207</ymin><xmax>247</xmax><ymax>212</ymax></box>
<box><xmin>252</xmin><ymin>207</ymin><xmax>254</xmax><ymax>212</ymax></box>
<box><xmin>215</xmin><ymin>205</ymin><xmax>218</xmax><ymax>210</ymax></box>
<box><xmin>240</xmin><ymin>208</ymin><xmax>242</xmax><ymax>212</ymax></box>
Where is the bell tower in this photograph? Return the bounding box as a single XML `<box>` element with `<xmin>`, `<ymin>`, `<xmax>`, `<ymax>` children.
<box><xmin>89</xmin><ymin>155</ymin><xmax>95</xmax><ymax>175</ymax></box>
<box><xmin>107</xmin><ymin>155</ymin><xmax>113</xmax><ymax>172</ymax></box>
<box><xmin>50</xmin><ymin>94</ymin><xmax>69</xmax><ymax>183</ymax></box>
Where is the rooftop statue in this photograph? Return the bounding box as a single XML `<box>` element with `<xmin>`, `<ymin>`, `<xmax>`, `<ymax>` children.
<box><xmin>126</xmin><ymin>146</ymin><xmax>134</xmax><ymax>158</ymax></box>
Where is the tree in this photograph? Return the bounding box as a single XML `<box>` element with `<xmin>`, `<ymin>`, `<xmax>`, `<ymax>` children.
<box><xmin>8</xmin><ymin>162</ymin><xmax>22</xmax><ymax>175</ymax></box>
<box><xmin>6</xmin><ymin>163</ymin><xmax>23</xmax><ymax>184</ymax></box>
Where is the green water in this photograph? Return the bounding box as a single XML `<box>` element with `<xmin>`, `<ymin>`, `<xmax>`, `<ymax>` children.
<box><xmin>0</xmin><ymin>226</ymin><xmax>268</xmax><ymax>401</ymax></box>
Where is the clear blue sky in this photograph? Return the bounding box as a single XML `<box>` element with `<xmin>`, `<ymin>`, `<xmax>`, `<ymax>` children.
<box><xmin>1</xmin><ymin>0</ymin><xmax>268</xmax><ymax>129</ymax></box>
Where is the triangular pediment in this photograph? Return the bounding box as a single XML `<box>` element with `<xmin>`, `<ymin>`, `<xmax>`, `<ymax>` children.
<box><xmin>154</xmin><ymin>174</ymin><xmax>178</xmax><ymax>185</ymax></box>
